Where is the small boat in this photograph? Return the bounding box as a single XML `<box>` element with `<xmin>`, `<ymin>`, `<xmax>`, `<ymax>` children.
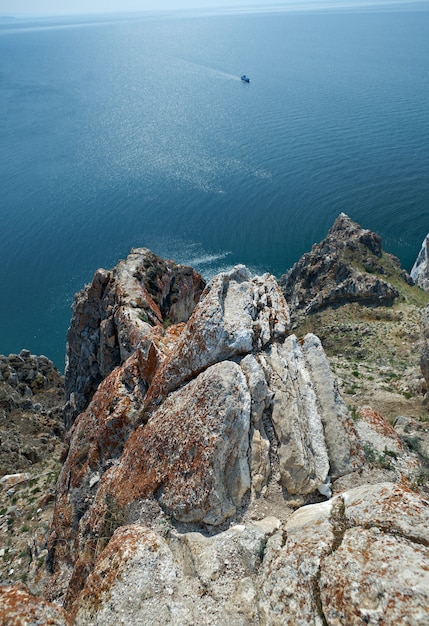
<box><xmin>241</xmin><ymin>74</ymin><xmax>250</xmax><ymax>83</ymax></box>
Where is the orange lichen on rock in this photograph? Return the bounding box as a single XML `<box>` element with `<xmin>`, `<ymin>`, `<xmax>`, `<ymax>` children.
<box><xmin>101</xmin><ymin>360</ymin><xmax>251</xmax><ymax>523</ymax></box>
<box><xmin>358</xmin><ymin>405</ymin><xmax>402</xmax><ymax>443</ymax></box>
<box><xmin>0</xmin><ymin>583</ymin><xmax>70</xmax><ymax>625</ymax></box>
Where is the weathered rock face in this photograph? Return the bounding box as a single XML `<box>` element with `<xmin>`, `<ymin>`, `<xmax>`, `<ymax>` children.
<box><xmin>259</xmin><ymin>482</ymin><xmax>429</xmax><ymax>625</ymax></box>
<box><xmin>0</xmin><ymin>350</ymin><xmax>64</xmax><ymax>475</ymax></box>
<box><xmin>4</xmin><ymin>230</ymin><xmax>429</xmax><ymax>624</ymax></box>
<box><xmin>142</xmin><ymin>265</ymin><xmax>289</xmax><ymax>413</ymax></box>
<box><xmin>45</xmin><ymin>263</ymin><xmax>364</xmax><ymax>612</ymax></box>
<box><xmin>411</xmin><ymin>233</ymin><xmax>429</xmax><ymax>292</ymax></box>
<box><xmin>64</xmin><ymin>248</ymin><xmax>205</xmax><ymax>428</ymax></box>
<box><xmin>74</xmin><ymin>518</ymin><xmax>281</xmax><ymax>626</ymax></box>
<box><xmin>280</xmin><ymin>213</ymin><xmax>402</xmax><ymax>320</ymax></box>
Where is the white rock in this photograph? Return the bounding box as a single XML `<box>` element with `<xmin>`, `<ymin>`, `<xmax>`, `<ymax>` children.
<box><xmin>264</xmin><ymin>337</ymin><xmax>330</xmax><ymax>494</ymax></box>
<box><xmin>411</xmin><ymin>233</ymin><xmax>429</xmax><ymax>291</ymax></box>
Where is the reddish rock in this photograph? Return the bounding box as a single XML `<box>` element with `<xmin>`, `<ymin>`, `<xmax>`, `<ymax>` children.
<box><xmin>100</xmin><ymin>360</ymin><xmax>251</xmax><ymax>524</ymax></box>
<box><xmin>260</xmin><ymin>483</ymin><xmax>429</xmax><ymax>625</ymax></box>
<box><xmin>47</xmin><ymin>325</ymin><xmax>185</xmax><ymax>603</ymax></box>
<box><xmin>46</xmin><ymin>263</ymin><xmax>369</xmax><ymax>612</ymax></box>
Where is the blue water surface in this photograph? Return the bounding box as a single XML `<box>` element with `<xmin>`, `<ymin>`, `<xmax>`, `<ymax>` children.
<box><xmin>1</xmin><ymin>3</ymin><xmax>428</xmax><ymax>368</ymax></box>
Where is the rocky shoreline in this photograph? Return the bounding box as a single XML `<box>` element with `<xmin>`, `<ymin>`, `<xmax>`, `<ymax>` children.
<box><xmin>1</xmin><ymin>215</ymin><xmax>429</xmax><ymax>625</ymax></box>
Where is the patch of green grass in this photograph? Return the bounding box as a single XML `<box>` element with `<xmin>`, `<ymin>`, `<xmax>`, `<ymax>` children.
<box><xmin>259</xmin><ymin>537</ymin><xmax>268</xmax><ymax>560</ymax></box>
<box><xmin>404</xmin><ymin>437</ymin><xmax>420</xmax><ymax>453</ymax></box>
<box><xmin>348</xmin><ymin>405</ymin><xmax>360</xmax><ymax>421</ymax></box>
<box><xmin>162</xmin><ymin>317</ymin><xmax>172</xmax><ymax>329</ymax></box>
<box><xmin>415</xmin><ymin>469</ymin><xmax>429</xmax><ymax>489</ymax></box>
<box><xmin>383</xmin><ymin>447</ymin><xmax>398</xmax><ymax>460</ymax></box>
<box><xmin>363</xmin><ymin>443</ymin><xmax>393</xmax><ymax>470</ymax></box>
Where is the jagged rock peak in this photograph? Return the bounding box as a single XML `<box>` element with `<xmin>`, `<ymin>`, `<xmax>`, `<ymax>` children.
<box><xmin>411</xmin><ymin>233</ymin><xmax>429</xmax><ymax>292</ymax></box>
<box><xmin>280</xmin><ymin>213</ymin><xmax>403</xmax><ymax>319</ymax></box>
<box><xmin>64</xmin><ymin>248</ymin><xmax>205</xmax><ymax>428</ymax></box>
<box><xmin>326</xmin><ymin>212</ymin><xmax>383</xmax><ymax>254</ymax></box>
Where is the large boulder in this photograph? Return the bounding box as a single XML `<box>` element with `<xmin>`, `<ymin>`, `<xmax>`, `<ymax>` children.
<box><xmin>142</xmin><ymin>265</ymin><xmax>289</xmax><ymax>412</ymax></box>
<box><xmin>73</xmin><ymin>519</ymin><xmax>281</xmax><ymax>626</ymax></box>
<box><xmin>97</xmin><ymin>359</ymin><xmax>252</xmax><ymax>526</ymax></box>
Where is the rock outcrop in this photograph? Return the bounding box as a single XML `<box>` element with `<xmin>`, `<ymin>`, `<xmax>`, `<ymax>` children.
<box><xmin>411</xmin><ymin>233</ymin><xmax>429</xmax><ymax>291</ymax></box>
<box><xmin>280</xmin><ymin>213</ymin><xmax>402</xmax><ymax>320</ymax></box>
<box><xmin>64</xmin><ymin>248</ymin><xmax>205</xmax><ymax>428</ymax></box>
<box><xmin>0</xmin><ymin>350</ymin><xmax>64</xmax><ymax>475</ymax></box>
<box><xmin>45</xmin><ymin>264</ymin><xmax>364</xmax><ymax>614</ymax></box>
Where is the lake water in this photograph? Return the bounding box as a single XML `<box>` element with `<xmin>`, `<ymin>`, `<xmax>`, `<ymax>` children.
<box><xmin>1</xmin><ymin>3</ymin><xmax>429</xmax><ymax>368</ymax></box>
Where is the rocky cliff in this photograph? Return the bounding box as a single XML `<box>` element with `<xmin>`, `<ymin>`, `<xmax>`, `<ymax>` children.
<box><xmin>2</xmin><ymin>218</ymin><xmax>429</xmax><ymax>625</ymax></box>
